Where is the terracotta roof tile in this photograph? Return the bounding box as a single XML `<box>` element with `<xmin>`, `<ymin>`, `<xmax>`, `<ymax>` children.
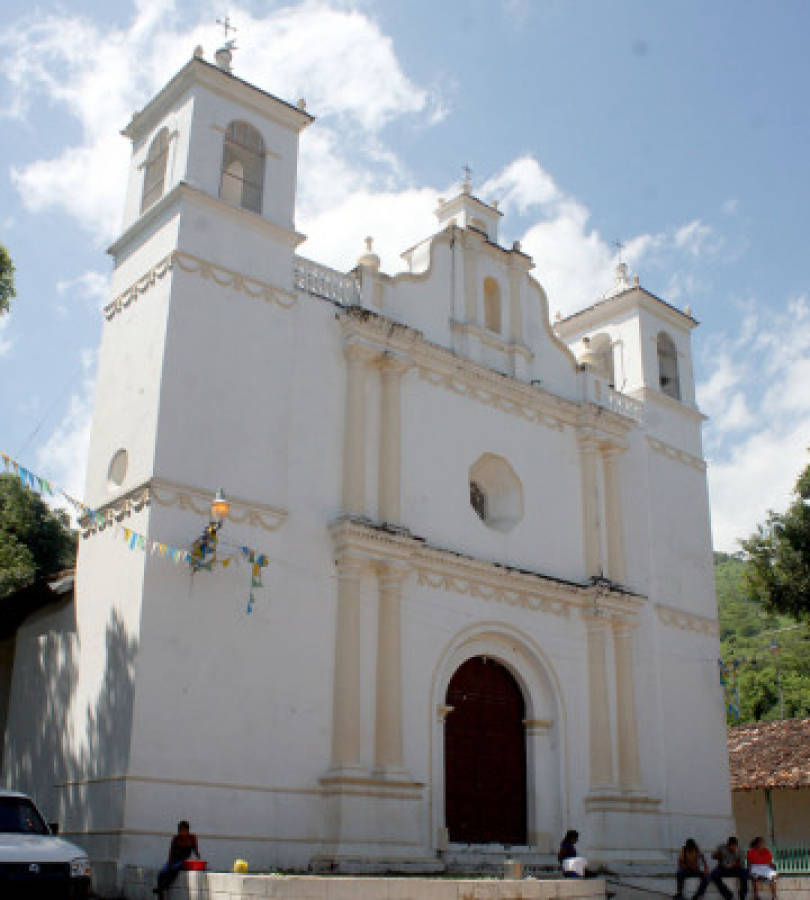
<box><xmin>728</xmin><ymin>718</ymin><xmax>810</xmax><ymax>790</ymax></box>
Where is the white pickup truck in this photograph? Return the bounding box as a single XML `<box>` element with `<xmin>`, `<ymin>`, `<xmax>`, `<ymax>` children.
<box><xmin>0</xmin><ymin>790</ymin><xmax>91</xmax><ymax>898</ymax></box>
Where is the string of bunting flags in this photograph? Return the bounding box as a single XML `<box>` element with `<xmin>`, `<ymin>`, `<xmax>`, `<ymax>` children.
<box><xmin>3</xmin><ymin>451</ymin><xmax>269</xmax><ymax>614</ymax></box>
<box><xmin>2</xmin><ymin>452</ymin><xmax>106</xmax><ymax>527</ymax></box>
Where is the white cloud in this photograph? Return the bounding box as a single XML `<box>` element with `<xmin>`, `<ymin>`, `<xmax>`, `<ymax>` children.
<box><xmin>0</xmin><ymin>316</ymin><xmax>12</xmax><ymax>357</ymax></box>
<box><xmin>56</xmin><ymin>270</ymin><xmax>110</xmax><ymax>310</ymax></box>
<box><xmin>702</xmin><ymin>295</ymin><xmax>810</xmax><ymax>550</ymax></box>
<box><xmin>35</xmin><ymin>349</ymin><xmax>96</xmax><ymax>505</ymax></box>
<box><xmin>2</xmin><ymin>1</ymin><xmax>439</xmax><ymax>244</ymax></box>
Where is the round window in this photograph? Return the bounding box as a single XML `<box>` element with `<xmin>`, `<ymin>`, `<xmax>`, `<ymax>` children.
<box><xmin>107</xmin><ymin>449</ymin><xmax>128</xmax><ymax>488</ymax></box>
<box><xmin>468</xmin><ymin>453</ymin><xmax>524</xmax><ymax>533</ymax></box>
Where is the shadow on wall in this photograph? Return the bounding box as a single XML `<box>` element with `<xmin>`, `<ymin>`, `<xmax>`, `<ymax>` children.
<box><xmin>2</xmin><ymin>604</ymin><xmax>137</xmax><ymax>845</ymax></box>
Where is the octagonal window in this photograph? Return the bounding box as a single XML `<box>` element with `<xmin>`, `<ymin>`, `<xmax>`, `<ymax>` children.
<box><xmin>468</xmin><ymin>453</ymin><xmax>524</xmax><ymax>533</ymax></box>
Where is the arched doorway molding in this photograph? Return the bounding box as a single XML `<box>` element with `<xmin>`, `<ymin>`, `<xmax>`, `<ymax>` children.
<box><xmin>429</xmin><ymin>621</ymin><xmax>568</xmax><ymax>853</ymax></box>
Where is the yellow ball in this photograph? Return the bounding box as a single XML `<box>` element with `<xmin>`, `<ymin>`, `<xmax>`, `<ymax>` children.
<box><xmin>233</xmin><ymin>859</ymin><xmax>248</xmax><ymax>873</ymax></box>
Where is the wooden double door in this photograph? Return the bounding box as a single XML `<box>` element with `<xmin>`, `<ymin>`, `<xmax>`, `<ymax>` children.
<box><xmin>444</xmin><ymin>656</ymin><xmax>527</xmax><ymax>845</ymax></box>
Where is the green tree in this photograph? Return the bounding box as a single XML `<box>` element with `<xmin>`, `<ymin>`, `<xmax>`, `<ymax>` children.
<box><xmin>0</xmin><ymin>243</ymin><xmax>15</xmax><ymax>314</ymax></box>
<box><xmin>0</xmin><ymin>473</ymin><xmax>76</xmax><ymax>599</ymax></box>
<box><xmin>742</xmin><ymin>459</ymin><xmax>810</xmax><ymax>623</ymax></box>
<box><xmin>715</xmin><ymin>551</ymin><xmax>810</xmax><ymax>724</ymax></box>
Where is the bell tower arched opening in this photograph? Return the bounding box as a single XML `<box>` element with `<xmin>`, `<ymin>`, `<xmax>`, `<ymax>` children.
<box><xmin>444</xmin><ymin>655</ymin><xmax>527</xmax><ymax>845</ymax></box>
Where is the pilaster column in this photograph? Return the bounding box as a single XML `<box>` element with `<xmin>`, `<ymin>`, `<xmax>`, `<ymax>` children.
<box><xmin>507</xmin><ymin>266</ymin><xmax>523</xmax><ymax>343</ymax></box>
<box><xmin>584</xmin><ymin>612</ymin><xmax>615</xmax><ymax>791</ymax></box>
<box><xmin>601</xmin><ymin>444</ymin><xmax>627</xmax><ymax>585</ymax></box>
<box><xmin>342</xmin><ymin>341</ymin><xmax>374</xmax><ymax>516</ymax></box>
<box><xmin>613</xmin><ymin>619</ymin><xmax>642</xmax><ymax>790</ymax></box>
<box><xmin>377</xmin><ymin>353</ymin><xmax>410</xmax><ymax>525</ymax></box>
<box><xmin>462</xmin><ymin>232</ymin><xmax>477</xmax><ymax>321</ymax></box>
<box><xmin>578</xmin><ymin>434</ymin><xmax>603</xmax><ymax>578</ymax></box>
<box><xmin>330</xmin><ymin>554</ymin><xmax>366</xmax><ymax>771</ymax></box>
<box><xmin>374</xmin><ymin>561</ymin><xmax>409</xmax><ymax>773</ymax></box>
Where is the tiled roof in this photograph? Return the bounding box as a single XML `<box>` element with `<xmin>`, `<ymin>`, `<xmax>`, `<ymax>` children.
<box><xmin>728</xmin><ymin>718</ymin><xmax>810</xmax><ymax>790</ymax></box>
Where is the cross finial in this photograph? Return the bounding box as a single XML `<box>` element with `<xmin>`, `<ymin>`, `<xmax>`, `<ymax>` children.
<box><xmin>462</xmin><ymin>164</ymin><xmax>472</xmax><ymax>193</ymax></box>
<box><xmin>216</xmin><ymin>15</ymin><xmax>237</xmax><ymax>40</ymax></box>
<box><xmin>612</xmin><ymin>238</ymin><xmax>625</xmax><ymax>263</ymax></box>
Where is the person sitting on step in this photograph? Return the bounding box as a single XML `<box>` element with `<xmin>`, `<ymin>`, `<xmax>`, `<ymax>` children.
<box><xmin>747</xmin><ymin>837</ymin><xmax>777</xmax><ymax>900</ymax></box>
<box><xmin>674</xmin><ymin>837</ymin><xmax>710</xmax><ymax>900</ymax></box>
<box><xmin>558</xmin><ymin>829</ymin><xmax>588</xmax><ymax>878</ymax></box>
<box><xmin>154</xmin><ymin>820</ymin><xmax>200</xmax><ymax>899</ymax></box>
<box><xmin>710</xmin><ymin>835</ymin><xmax>748</xmax><ymax>900</ymax></box>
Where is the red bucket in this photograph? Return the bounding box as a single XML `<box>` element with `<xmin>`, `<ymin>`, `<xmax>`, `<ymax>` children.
<box><xmin>183</xmin><ymin>860</ymin><xmax>207</xmax><ymax>871</ymax></box>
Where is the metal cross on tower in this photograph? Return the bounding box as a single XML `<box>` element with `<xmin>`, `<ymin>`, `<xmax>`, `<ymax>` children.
<box><xmin>216</xmin><ymin>14</ymin><xmax>237</xmax><ymax>40</ymax></box>
<box><xmin>612</xmin><ymin>239</ymin><xmax>625</xmax><ymax>263</ymax></box>
<box><xmin>462</xmin><ymin>164</ymin><xmax>472</xmax><ymax>192</ymax></box>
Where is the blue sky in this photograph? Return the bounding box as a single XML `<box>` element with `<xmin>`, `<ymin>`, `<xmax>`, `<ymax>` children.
<box><xmin>1</xmin><ymin>0</ymin><xmax>809</xmax><ymax>549</ymax></box>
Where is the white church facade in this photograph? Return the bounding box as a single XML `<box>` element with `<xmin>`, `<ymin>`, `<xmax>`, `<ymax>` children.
<box><xmin>2</xmin><ymin>49</ymin><xmax>733</xmax><ymax>892</ymax></box>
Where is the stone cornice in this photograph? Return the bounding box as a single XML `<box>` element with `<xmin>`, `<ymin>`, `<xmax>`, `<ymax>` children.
<box><xmin>584</xmin><ymin>793</ymin><xmax>662</xmax><ymax>813</ymax></box>
<box><xmin>646</xmin><ymin>436</ymin><xmax>706</xmax><ymax>471</ymax></box>
<box><xmin>631</xmin><ymin>386</ymin><xmax>707</xmax><ymax>422</ymax></box>
<box><xmin>338</xmin><ymin>308</ymin><xmax>636</xmax><ymax>437</ymax></box>
<box><xmin>104</xmin><ymin>248</ymin><xmax>296</xmax><ymax>321</ymax></box>
<box><xmin>107</xmin><ymin>182</ymin><xmax>305</xmax><ymax>261</ymax></box>
<box><xmin>80</xmin><ymin>477</ymin><xmax>288</xmax><ymax>537</ymax></box>
<box><xmin>329</xmin><ymin>517</ymin><xmax>646</xmax><ymax>620</ymax></box>
<box><xmin>555</xmin><ymin>286</ymin><xmax>696</xmax><ymax>336</ymax></box>
<box><xmin>449</xmin><ymin>319</ymin><xmax>534</xmax><ymax>361</ymax></box>
<box><xmin>654</xmin><ymin>602</ymin><xmax>719</xmax><ymax>637</ymax></box>
<box><xmin>121</xmin><ymin>56</ymin><xmax>313</xmax><ymax>143</ymax></box>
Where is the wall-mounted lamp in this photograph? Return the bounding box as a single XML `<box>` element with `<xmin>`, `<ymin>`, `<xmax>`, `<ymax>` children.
<box><xmin>210</xmin><ymin>488</ymin><xmax>231</xmax><ymax>525</ymax></box>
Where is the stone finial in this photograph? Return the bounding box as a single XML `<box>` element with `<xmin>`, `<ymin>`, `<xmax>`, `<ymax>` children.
<box><xmin>296</xmin><ymin>98</ymin><xmax>307</xmax><ymax>110</ymax></box>
<box><xmin>633</xmin><ymin>274</ymin><xmax>640</xmax><ymax>286</ymax></box>
<box><xmin>684</xmin><ymin>304</ymin><xmax>693</xmax><ymax>316</ymax></box>
<box><xmin>357</xmin><ymin>235</ymin><xmax>380</xmax><ymax>272</ymax></box>
<box><xmin>614</xmin><ymin>262</ymin><xmax>630</xmax><ymax>293</ymax></box>
<box><xmin>512</xmin><ymin>239</ymin><xmax>522</xmax><ymax>253</ymax></box>
<box><xmin>193</xmin><ymin>45</ymin><xmax>204</xmax><ymax>59</ymax></box>
<box><xmin>215</xmin><ymin>42</ymin><xmax>235</xmax><ymax>73</ymax></box>
<box><xmin>554</xmin><ymin>310</ymin><xmax>562</xmax><ymax>322</ymax></box>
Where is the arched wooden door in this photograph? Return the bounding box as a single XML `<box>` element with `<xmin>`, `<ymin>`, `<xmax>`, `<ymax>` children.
<box><xmin>444</xmin><ymin>656</ymin><xmax>527</xmax><ymax>844</ymax></box>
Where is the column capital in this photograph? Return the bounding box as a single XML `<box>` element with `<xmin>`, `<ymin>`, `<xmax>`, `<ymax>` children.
<box><xmin>335</xmin><ymin>551</ymin><xmax>371</xmax><ymax>578</ymax></box>
<box><xmin>611</xmin><ymin>618</ymin><xmax>640</xmax><ymax>646</ymax></box>
<box><xmin>375</xmin><ymin>559</ymin><xmax>410</xmax><ymax>587</ymax></box>
<box><xmin>600</xmin><ymin>441</ymin><xmax>628</xmax><ymax>459</ymax></box>
<box><xmin>376</xmin><ymin>351</ymin><xmax>412</xmax><ymax>376</ymax></box>
<box><xmin>577</xmin><ymin>430</ymin><xmax>600</xmax><ymax>453</ymax></box>
<box><xmin>343</xmin><ymin>338</ymin><xmax>378</xmax><ymax>365</ymax></box>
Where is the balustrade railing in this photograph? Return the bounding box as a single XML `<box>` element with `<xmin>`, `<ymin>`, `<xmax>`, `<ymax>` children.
<box><xmin>584</xmin><ymin>373</ymin><xmax>643</xmax><ymax>422</ymax></box>
<box><xmin>293</xmin><ymin>258</ymin><xmax>360</xmax><ymax>305</ymax></box>
<box><xmin>775</xmin><ymin>845</ymin><xmax>810</xmax><ymax>874</ymax></box>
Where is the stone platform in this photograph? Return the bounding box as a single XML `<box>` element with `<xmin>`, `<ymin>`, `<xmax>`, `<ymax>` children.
<box><xmin>122</xmin><ymin>870</ymin><xmax>606</xmax><ymax>900</ymax></box>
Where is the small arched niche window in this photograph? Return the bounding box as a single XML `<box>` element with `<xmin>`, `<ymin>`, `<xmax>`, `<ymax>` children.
<box><xmin>588</xmin><ymin>332</ymin><xmax>615</xmax><ymax>387</ymax></box>
<box><xmin>483</xmin><ymin>277</ymin><xmax>502</xmax><ymax>334</ymax></box>
<box><xmin>141</xmin><ymin>127</ymin><xmax>169</xmax><ymax>213</ymax></box>
<box><xmin>219</xmin><ymin>121</ymin><xmax>265</xmax><ymax>214</ymax></box>
<box><xmin>657</xmin><ymin>331</ymin><xmax>681</xmax><ymax>400</ymax></box>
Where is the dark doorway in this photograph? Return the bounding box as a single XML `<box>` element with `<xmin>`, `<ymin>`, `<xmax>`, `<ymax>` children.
<box><xmin>444</xmin><ymin>656</ymin><xmax>527</xmax><ymax>844</ymax></box>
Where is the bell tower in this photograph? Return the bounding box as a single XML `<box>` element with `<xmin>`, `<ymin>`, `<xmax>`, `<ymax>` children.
<box><xmin>84</xmin><ymin>47</ymin><xmax>313</xmax><ymax>509</ymax></box>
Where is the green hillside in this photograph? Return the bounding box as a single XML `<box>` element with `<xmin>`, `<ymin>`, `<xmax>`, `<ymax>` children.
<box><xmin>715</xmin><ymin>551</ymin><xmax>810</xmax><ymax>724</ymax></box>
